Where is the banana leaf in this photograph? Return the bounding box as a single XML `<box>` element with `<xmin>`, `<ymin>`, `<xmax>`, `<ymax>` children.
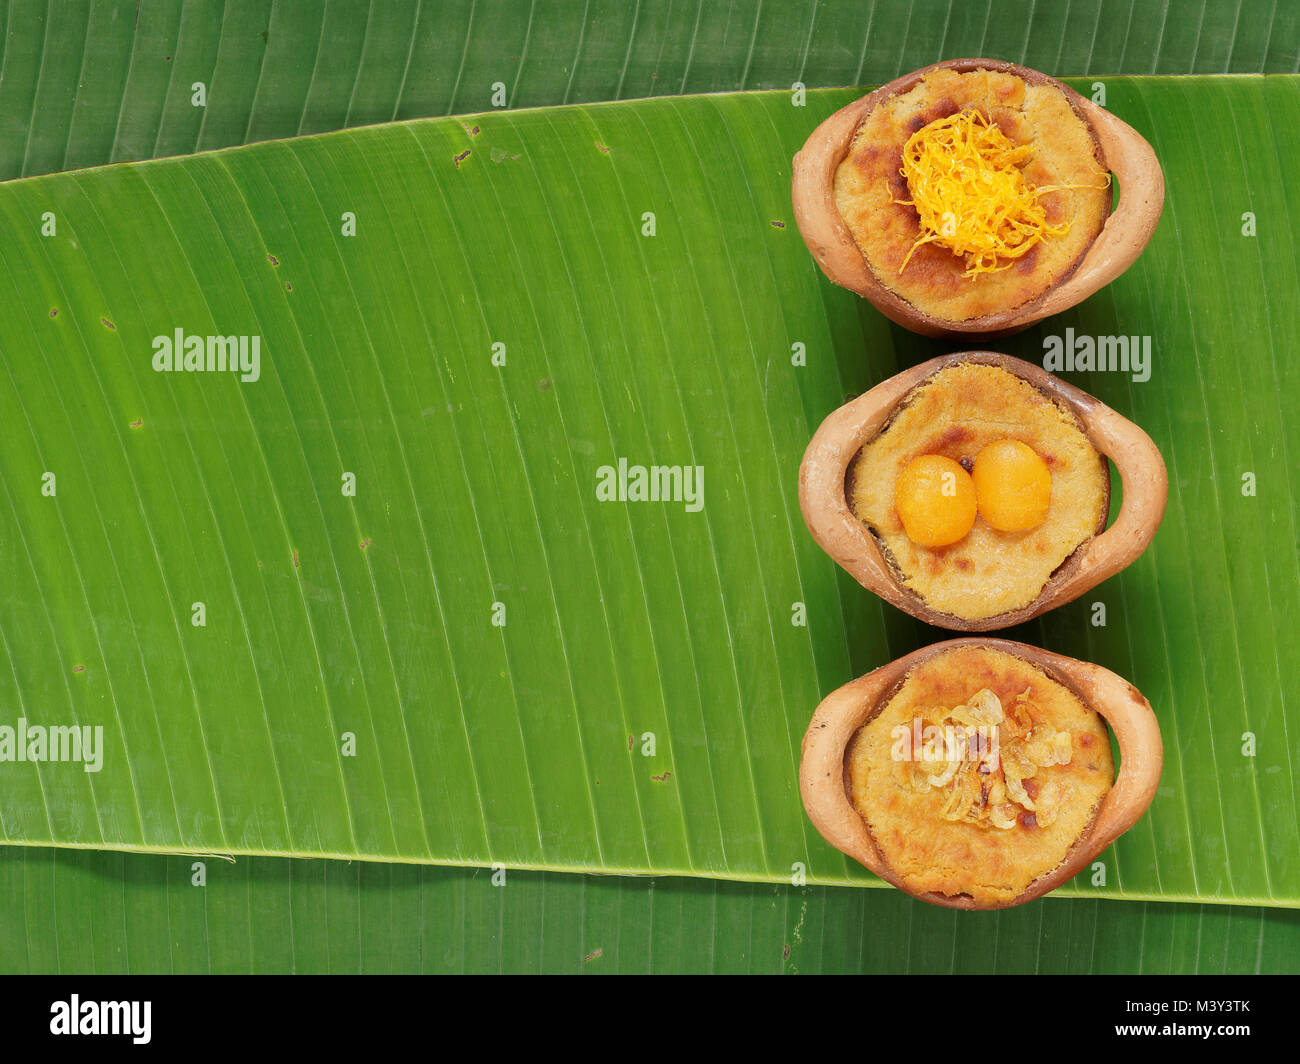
<box><xmin>0</xmin><ymin>77</ymin><xmax>1295</xmax><ymax>911</ymax></box>
<box><xmin>3</xmin><ymin>0</ymin><xmax>1295</xmax><ymax>181</ymax></box>
<box><xmin>2</xmin><ymin>846</ymin><xmax>1296</xmax><ymax>973</ymax></box>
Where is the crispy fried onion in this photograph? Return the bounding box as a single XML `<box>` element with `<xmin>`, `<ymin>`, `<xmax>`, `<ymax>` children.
<box><xmin>903</xmin><ymin>687</ymin><xmax>1073</xmax><ymax>830</ymax></box>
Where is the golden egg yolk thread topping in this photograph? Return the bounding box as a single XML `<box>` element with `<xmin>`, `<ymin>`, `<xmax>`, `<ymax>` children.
<box><xmin>890</xmin><ymin>108</ymin><xmax>1109</xmax><ymax>279</ymax></box>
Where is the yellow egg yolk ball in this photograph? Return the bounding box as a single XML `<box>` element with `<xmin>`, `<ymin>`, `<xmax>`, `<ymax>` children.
<box><xmin>894</xmin><ymin>455</ymin><xmax>978</xmax><ymax>547</ymax></box>
<box><xmin>973</xmin><ymin>439</ymin><xmax>1052</xmax><ymax>531</ymax></box>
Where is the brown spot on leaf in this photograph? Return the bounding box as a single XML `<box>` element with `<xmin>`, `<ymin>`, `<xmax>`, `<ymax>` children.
<box><xmin>583</xmin><ymin>948</ymin><xmax>603</xmax><ymax>963</ymax></box>
<box><xmin>537</xmin><ymin>377</ymin><xmax>552</xmax><ymax>392</ymax></box>
<box><xmin>49</xmin><ymin>308</ymin><xmax>58</xmax><ymax>318</ymax></box>
<box><xmin>770</xmin><ymin>220</ymin><xmax>786</xmax><ymax>229</ymax></box>
<box><xmin>460</xmin><ymin>122</ymin><xmax>481</xmax><ymax>137</ymax></box>
<box><xmin>650</xmin><ymin>770</ymin><xmax>672</xmax><ymax>782</ymax></box>
<box><xmin>100</xmin><ymin>317</ymin><xmax>115</xmax><ymax>331</ymax></box>
<box><xmin>595</xmin><ymin>141</ymin><xmax>610</xmax><ymax>154</ymax></box>
<box><xmin>453</xmin><ymin>149</ymin><xmax>471</xmax><ymax>168</ymax></box>
<box><xmin>267</xmin><ymin>254</ymin><xmax>279</xmax><ymax>267</ymax></box>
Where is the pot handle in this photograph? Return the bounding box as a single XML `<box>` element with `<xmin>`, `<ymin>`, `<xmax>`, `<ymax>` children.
<box><xmin>1014</xmin><ymin>97</ymin><xmax>1165</xmax><ymax>323</ymax></box>
<box><xmin>1050</xmin><ymin>396</ymin><xmax>1169</xmax><ymax>608</ymax></box>
<box><xmin>799</xmin><ymin>666</ymin><xmax>904</xmax><ymax>878</ymax></box>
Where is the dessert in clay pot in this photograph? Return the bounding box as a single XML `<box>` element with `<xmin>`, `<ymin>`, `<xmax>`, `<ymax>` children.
<box><xmin>798</xmin><ymin>352</ymin><xmax>1168</xmax><ymax>631</ymax></box>
<box><xmin>799</xmin><ymin>639</ymin><xmax>1162</xmax><ymax>909</ymax></box>
<box><xmin>791</xmin><ymin>58</ymin><xmax>1164</xmax><ymax>340</ymax></box>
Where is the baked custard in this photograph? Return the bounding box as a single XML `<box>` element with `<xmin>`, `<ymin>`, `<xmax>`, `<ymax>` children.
<box><xmin>845</xmin><ymin>644</ymin><xmax>1114</xmax><ymax>907</ymax></box>
<box><xmin>832</xmin><ymin>65</ymin><xmax>1110</xmax><ymax>324</ymax></box>
<box><xmin>849</xmin><ymin>360</ymin><xmax>1108</xmax><ymax>622</ymax></box>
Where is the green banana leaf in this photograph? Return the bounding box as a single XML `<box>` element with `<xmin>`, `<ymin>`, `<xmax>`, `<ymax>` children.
<box><xmin>0</xmin><ymin>77</ymin><xmax>1295</xmax><ymax>911</ymax></box>
<box><xmin>3</xmin><ymin>0</ymin><xmax>1295</xmax><ymax>182</ymax></box>
<box><xmin>2</xmin><ymin>846</ymin><xmax>1296</xmax><ymax>973</ymax></box>
<box><xmin>2</xmin><ymin>1</ymin><xmax>1298</xmax><ymax>976</ymax></box>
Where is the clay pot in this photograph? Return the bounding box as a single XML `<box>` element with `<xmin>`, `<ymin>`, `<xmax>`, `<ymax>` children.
<box><xmin>798</xmin><ymin>351</ymin><xmax>1168</xmax><ymax>631</ymax></box>
<box><xmin>791</xmin><ymin>58</ymin><xmax>1164</xmax><ymax>340</ymax></box>
<box><xmin>799</xmin><ymin>637</ymin><xmax>1162</xmax><ymax>909</ymax></box>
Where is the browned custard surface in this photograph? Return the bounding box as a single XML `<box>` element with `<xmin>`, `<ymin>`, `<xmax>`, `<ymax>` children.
<box><xmin>850</xmin><ymin>362</ymin><xmax>1109</xmax><ymax>621</ymax></box>
<box><xmin>846</xmin><ymin>645</ymin><xmax>1114</xmax><ymax>906</ymax></box>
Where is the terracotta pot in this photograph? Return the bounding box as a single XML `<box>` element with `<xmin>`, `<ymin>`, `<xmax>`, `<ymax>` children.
<box><xmin>799</xmin><ymin>637</ymin><xmax>1162</xmax><ymax>909</ymax></box>
<box><xmin>798</xmin><ymin>351</ymin><xmax>1168</xmax><ymax>630</ymax></box>
<box><xmin>791</xmin><ymin>58</ymin><xmax>1164</xmax><ymax>340</ymax></box>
